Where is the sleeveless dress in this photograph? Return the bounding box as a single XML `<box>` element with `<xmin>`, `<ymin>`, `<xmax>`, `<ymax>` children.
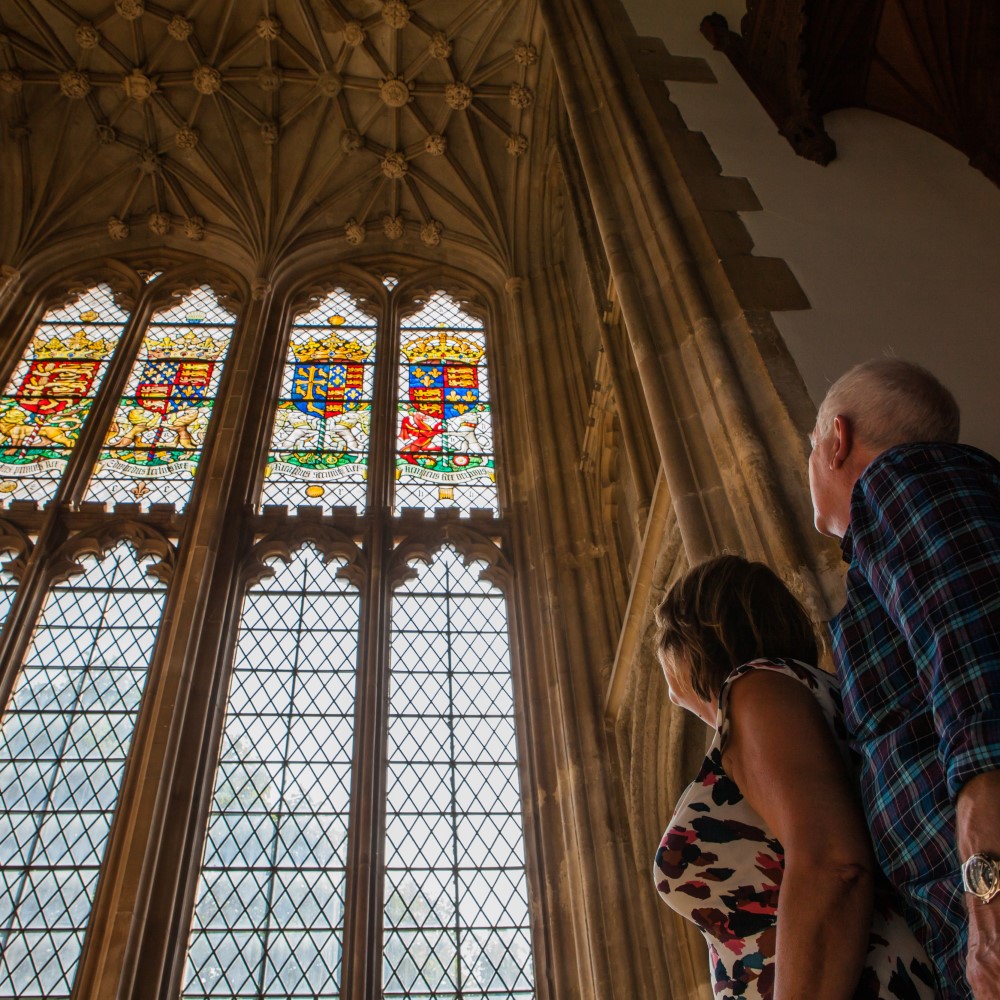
<box><xmin>654</xmin><ymin>658</ymin><xmax>937</xmax><ymax>999</ymax></box>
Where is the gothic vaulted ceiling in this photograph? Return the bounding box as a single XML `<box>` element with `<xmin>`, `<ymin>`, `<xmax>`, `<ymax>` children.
<box><xmin>0</xmin><ymin>0</ymin><xmax>544</xmax><ymax>275</ymax></box>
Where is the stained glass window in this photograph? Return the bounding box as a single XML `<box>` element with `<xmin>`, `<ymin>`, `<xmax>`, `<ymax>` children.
<box><xmin>183</xmin><ymin>544</ymin><xmax>359</xmax><ymax>998</ymax></box>
<box><xmin>261</xmin><ymin>291</ymin><xmax>377</xmax><ymax>513</ymax></box>
<box><xmin>0</xmin><ymin>286</ymin><xmax>130</xmax><ymax>506</ymax></box>
<box><xmin>396</xmin><ymin>294</ymin><xmax>498</xmax><ymax>513</ymax></box>
<box><xmin>86</xmin><ymin>286</ymin><xmax>235</xmax><ymax>511</ymax></box>
<box><xmin>383</xmin><ymin>547</ymin><xmax>533</xmax><ymax>999</ymax></box>
<box><xmin>0</xmin><ymin>542</ymin><xmax>167</xmax><ymax>997</ymax></box>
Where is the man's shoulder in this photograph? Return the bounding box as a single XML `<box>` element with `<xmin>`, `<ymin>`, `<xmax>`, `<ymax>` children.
<box><xmin>861</xmin><ymin>442</ymin><xmax>1000</xmax><ymax>492</ymax></box>
<box><xmin>846</xmin><ymin>442</ymin><xmax>1000</xmax><ymax>558</ymax></box>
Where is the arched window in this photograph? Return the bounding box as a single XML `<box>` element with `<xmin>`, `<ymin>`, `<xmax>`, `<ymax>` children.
<box><xmin>184</xmin><ymin>542</ymin><xmax>360</xmax><ymax>998</ymax></box>
<box><xmin>181</xmin><ymin>284</ymin><xmax>533</xmax><ymax>998</ymax></box>
<box><xmin>0</xmin><ymin>539</ymin><xmax>169</xmax><ymax>996</ymax></box>
<box><xmin>0</xmin><ymin>273</ymin><xmax>535</xmax><ymax>1000</ymax></box>
<box><xmin>384</xmin><ymin>546</ymin><xmax>532</xmax><ymax>998</ymax></box>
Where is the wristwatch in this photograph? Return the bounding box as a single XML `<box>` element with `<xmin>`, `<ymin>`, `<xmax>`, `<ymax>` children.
<box><xmin>961</xmin><ymin>853</ymin><xmax>1000</xmax><ymax>903</ymax></box>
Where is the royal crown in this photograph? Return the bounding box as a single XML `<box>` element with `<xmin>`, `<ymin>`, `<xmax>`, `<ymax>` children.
<box><xmin>145</xmin><ymin>329</ymin><xmax>227</xmax><ymax>359</ymax></box>
<box><xmin>401</xmin><ymin>331</ymin><xmax>483</xmax><ymax>365</ymax></box>
<box><xmin>33</xmin><ymin>327</ymin><xmax>114</xmax><ymax>359</ymax></box>
<box><xmin>291</xmin><ymin>334</ymin><xmax>372</xmax><ymax>364</ymax></box>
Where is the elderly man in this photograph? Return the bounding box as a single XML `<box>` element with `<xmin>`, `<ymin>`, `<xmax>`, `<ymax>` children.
<box><xmin>808</xmin><ymin>358</ymin><xmax>1000</xmax><ymax>998</ymax></box>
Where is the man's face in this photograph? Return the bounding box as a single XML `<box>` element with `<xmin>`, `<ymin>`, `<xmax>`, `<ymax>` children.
<box><xmin>808</xmin><ymin>423</ymin><xmax>844</xmax><ymax>539</ymax></box>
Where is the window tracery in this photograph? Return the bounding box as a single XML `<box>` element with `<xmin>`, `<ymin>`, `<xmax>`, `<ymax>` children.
<box><xmin>0</xmin><ymin>266</ymin><xmax>534</xmax><ymax>999</ymax></box>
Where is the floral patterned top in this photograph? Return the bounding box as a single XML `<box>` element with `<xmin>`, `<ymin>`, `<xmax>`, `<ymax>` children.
<box><xmin>654</xmin><ymin>658</ymin><xmax>937</xmax><ymax>999</ymax></box>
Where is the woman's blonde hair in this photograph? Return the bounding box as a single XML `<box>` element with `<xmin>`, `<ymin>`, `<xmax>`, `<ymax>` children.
<box><xmin>655</xmin><ymin>555</ymin><xmax>818</xmax><ymax>702</ymax></box>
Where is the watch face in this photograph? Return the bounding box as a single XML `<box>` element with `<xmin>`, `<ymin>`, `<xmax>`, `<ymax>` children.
<box><xmin>967</xmin><ymin>856</ymin><xmax>999</xmax><ymax>897</ymax></box>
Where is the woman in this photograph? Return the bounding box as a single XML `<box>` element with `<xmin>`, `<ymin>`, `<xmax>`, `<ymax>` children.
<box><xmin>653</xmin><ymin>555</ymin><xmax>935</xmax><ymax>1000</ymax></box>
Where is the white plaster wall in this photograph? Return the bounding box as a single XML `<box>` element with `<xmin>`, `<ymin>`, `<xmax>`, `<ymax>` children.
<box><xmin>622</xmin><ymin>0</ymin><xmax>1000</xmax><ymax>456</ymax></box>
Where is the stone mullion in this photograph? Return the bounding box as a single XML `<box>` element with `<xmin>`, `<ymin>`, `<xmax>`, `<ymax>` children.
<box><xmin>340</xmin><ymin>292</ymin><xmax>399</xmax><ymax>1000</ymax></box>
<box><xmin>504</xmin><ymin>275</ymin><xmax>650</xmax><ymax>998</ymax></box>
<box><xmin>52</xmin><ymin>293</ymin><xmax>156</xmax><ymax>508</ymax></box>
<box><xmin>68</xmin><ymin>289</ymin><xmax>275</xmax><ymax>1000</ymax></box>
<box><xmin>340</xmin><ymin>516</ymin><xmax>393</xmax><ymax>1000</ymax></box>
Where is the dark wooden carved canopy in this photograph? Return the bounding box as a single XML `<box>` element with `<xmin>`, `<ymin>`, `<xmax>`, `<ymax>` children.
<box><xmin>701</xmin><ymin>0</ymin><xmax>1000</xmax><ymax>187</ymax></box>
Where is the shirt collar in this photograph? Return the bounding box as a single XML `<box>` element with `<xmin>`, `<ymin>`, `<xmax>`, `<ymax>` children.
<box><xmin>839</xmin><ymin>523</ymin><xmax>854</xmax><ymax>563</ymax></box>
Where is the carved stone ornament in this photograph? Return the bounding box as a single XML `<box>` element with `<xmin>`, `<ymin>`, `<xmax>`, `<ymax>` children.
<box><xmin>251</xmin><ymin>278</ymin><xmax>272</xmax><ymax>300</ymax></box>
<box><xmin>340</xmin><ymin>128</ymin><xmax>362</xmax><ymax>154</ymax></box>
<box><xmin>193</xmin><ymin>65</ymin><xmax>222</xmax><ymax>95</ymax></box>
<box><xmin>167</xmin><ymin>15</ymin><xmax>193</xmax><ymax>41</ymax></box>
<box><xmin>0</xmin><ymin>70</ymin><xmax>23</xmax><ymax>94</ymax></box>
<box><xmin>317</xmin><ymin>72</ymin><xmax>342</xmax><ymax>97</ymax></box>
<box><xmin>429</xmin><ymin>33</ymin><xmax>453</xmax><ymax>59</ymax></box>
<box><xmin>380</xmin><ymin>151</ymin><xmax>408</xmax><ymax>180</ymax></box>
<box><xmin>60</xmin><ymin>70</ymin><xmax>91</xmax><ymax>99</ymax></box>
<box><xmin>513</xmin><ymin>43</ymin><xmax>538</xmax><ymax>66</ymax></box>
<box><xmin>122</xmin><ymin>69</ymin><xmax>157</xmax><ymax>101</ymax></box>
<box><xmin>345</xmin><ymin>218</ymin><xmax>366</xmax><ymax>245</ymax></box>
<box><xmin>175</xmin><ymin>125</ymin><xmax>199</xmax><ymax>149</ymax></box>
<box><xmin>96</xmin><ymin>124</ymin><xmax>117</xmax><ymax>144</ymax></box>
<box><xmin>183</xmin><ymin>216</ymin><xmax>205</xmax><ymax>241</ymax></box>
<box><xmin>260</xmin><ymin>120</ymin><xmax>279</xmax><ymax>144</ymax></box>
<box><xmin>424</xmin><ymin>132</ymin><xmax>447</xmax><ymax>156</ymax></box>
<box><xmin>506</xmin><ymin>133</ymin><xmax>528</xmax><ymax>157</ymax></box>
<box><xmin>138</xmin><ymin>148</ymin><xmax>161</xmax><ymax>174</ymax></box>
<box><xmin>383</xmin><ymin>214</ymin><xmax>404</xmax><ymax>240</ymax></box>
<box><xmin>420</xmin><ymin>219</ymin><xmax>443</xmax><ymax>247</ymax></box>
<box><xmin>343</xmin><ymin>21</ymin><xmax>366</xmax><ymax>47</ymax></box>
<box><xmin>148</xmin><ymin>212</ymin><xmax>170</xmax><ymax>236</ymax></box>
<box><xmin>381</xmin><ymin>0</ymin><xmax>411</xmax><ymax>30</ymax></box>
<box><xmin>115</xmin><ymin>0</ymin><xmax>144</xmax><ymax>20</ymax></box>
<box><xmin>108</xmin><ymin>216</ymin><xmax>130</xmax><ymax>240</ymax></box>
<box><xmin>75</xmin><ymin>23</ymin><xmax>101</xmax><ymax>49</ymax></box>
<box><xmin>256</xmin><ymin>16</ymin><xmax>282</xmax><ymax>40</ymax></box>
<box><xmin>257</xmin><ymin>67</ymin><xmax>283</xmax><ymax>92</ymax></box>
<box><xmin>508</xmin><ymin>83</ymin><xmax>533</xmax><ymax>109</ymax></box>
<box><xmin>380</xmin><ymin>76</ymin><xmax>412</xmax><ymax>108</ymax></box>
<box><xmin>445</xmin><ymin>82</ymin><xmax>473</xmax><ymax>110</ymax></box>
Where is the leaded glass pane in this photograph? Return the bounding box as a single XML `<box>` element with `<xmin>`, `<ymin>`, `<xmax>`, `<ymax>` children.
<box><xmin>0</xmin><ymin>286</ymin><xmax>130</xmax><ymax>506</ymax></box>
<box><xmin>383</xmin><ymin>547</ymin><xmax>533</xmax><ymax>999</ymax></box>
<box><xmin>395</xmin><ymin>294</ymin><xmax>497</xmax><ymax>514</ymax></box>
<box><xmin>0</xmin><ymin>542</ymin><xmax>166</xmax><ymax>997</ymax></box>
<box><xmin>86</xmin><ymin>286</ymin><xmax>235</xmax><ymax>511</ymax></box>
<box><xmin>261</xmin><ymin>291</ymin><xmax>376</xmax><ymax>513</ymax></box>
<box><xmin>183</xmin><ymin>544</ymin><xmax>359</xmax><ymax>999</ymax></box>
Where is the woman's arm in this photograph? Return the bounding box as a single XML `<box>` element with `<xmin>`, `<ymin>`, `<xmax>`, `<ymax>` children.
<box><xmin>722</xmin><ymin>669</ymin><xmax>875</xmax><ymax>1000</ymax></box>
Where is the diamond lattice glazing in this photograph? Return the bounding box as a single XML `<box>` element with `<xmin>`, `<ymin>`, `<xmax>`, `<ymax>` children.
<box><xmin>183</xmin><ymin>545</ymin><xmax>359</xmax><ymax>999</ymax></box>
<box><xmin>383</xmin><ymin>547</ymin><xmax>533</xmax><ymax>998</ymax></box>
<box><xmin>0</xmin><ymin>542</ymin><xmax>166</xmax><ymax>998</ymax></box>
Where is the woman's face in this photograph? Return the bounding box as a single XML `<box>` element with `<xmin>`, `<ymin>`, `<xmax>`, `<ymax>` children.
<box><xmin>659</xmin><ymin>648</ymin><xmax>716</xmax><ymax>726</ymax></box>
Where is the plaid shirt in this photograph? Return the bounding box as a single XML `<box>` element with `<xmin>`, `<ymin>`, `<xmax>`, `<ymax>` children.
<box><xmin>831</xmin><ymin>442</ymin><xmax>1000</xmax><ymax>998</ymax></box>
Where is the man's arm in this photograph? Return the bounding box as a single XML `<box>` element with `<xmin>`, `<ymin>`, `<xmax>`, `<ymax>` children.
<box><xmin>958</xmin><ymin>772</ymin><xmax>1000</xmax><ymax>1000</ymax></box>
<box><xmin>856</xmin><ymin>452</ymin><xmax>1000</xmax><ymax>997</ymax></box>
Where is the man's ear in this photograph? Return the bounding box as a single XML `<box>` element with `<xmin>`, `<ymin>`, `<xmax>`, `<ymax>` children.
<box><xmin>830</xmin><ymin>414</ymin><xmax>853</xmax><ymax>468</ymax></box>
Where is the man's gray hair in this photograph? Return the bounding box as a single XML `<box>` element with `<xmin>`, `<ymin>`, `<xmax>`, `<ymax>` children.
<box><xmin>816</xmin><ymin>358</ymin><xmax>960</xmax><ymax>449</ymax></box>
